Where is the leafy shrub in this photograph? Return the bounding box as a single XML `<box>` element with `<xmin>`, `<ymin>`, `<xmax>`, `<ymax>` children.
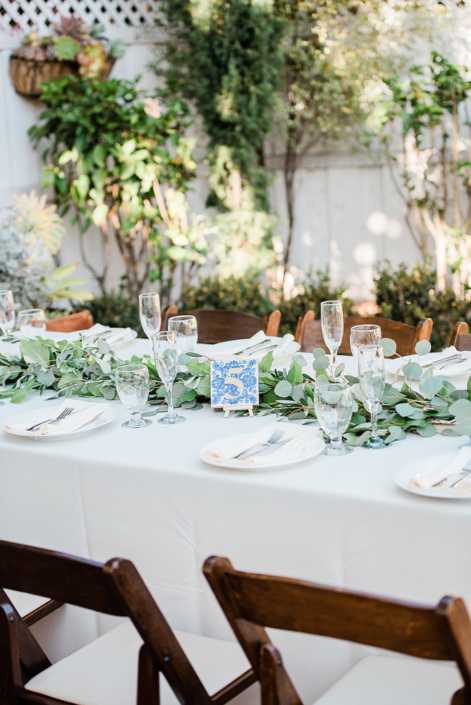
<box><xmin>85</xmin><ymin>293</ymin><xmax>142</xmax><ymax>335</ymax></box>
<box><xmin>180</xmin><ymin>275</ymin><xmax>273</xmax><ymax>319</ymax></box>
<box><xmin>277</xmin><ymin>270</ymin><xmax>353</xmax><ymax>335</ymax></box>
<box><xmin>375</xmin><ymin>261</ymin><xmax>470</xmax><ymax>350</ymax></box>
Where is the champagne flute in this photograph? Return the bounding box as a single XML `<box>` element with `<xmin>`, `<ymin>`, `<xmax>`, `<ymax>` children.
<box><xmin>154</xmin><ymin>331</ymin><xmax>186</xmax><ymax>425</ymax></box>
<box><xmin>168</xmin><ymin>315</ymin><xmax>198</xmax><ymax>354</ymax></box>
<box><xmin>314</xmin><ymin>380</ymin><xmax>353</xmax><ymax>455</ymax></box>
<box><xmin>0</xmin><ymin>290</ymin><xmax>15</xmax><ymax>336</ymax></box>
<box><xmin>350</xmin><ymin>324</ymin><xmax>381</xmax><ymax>370</ymax></box>
<box><xmin>116</xmin><ymin>363</ymin><xmax>151</xmax><ymax>429</ymax></box>
<box><xmin>18</xmin><ymin>309</ymin><xmax>46</xmax><ymax>339</ymax></box>
<box><xmin>139</xmin><ymin>293</ymin><xmax>161</xmax><ymax>355</ymax></box>
<box><xmin>321</xmin><ymin>300</ymin><xmax>343</xmax><ymax>372</ymax></box>
<box><xmin>358</xmin><ymin>346</ymin><xmax>386</xmax><ymax>449</ymax></box>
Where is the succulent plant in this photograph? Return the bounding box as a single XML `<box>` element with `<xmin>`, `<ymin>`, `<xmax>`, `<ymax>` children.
<box><xmin>51</xmin><ymin>15</ymin><xmax>88</xmax><ymax>42</ymax></box>
<box><xmin>55</xmin><ymin>35</ymin><xmax>81</xmax><ymax>62</ymax></box>
<box><xmin>13</xmin><ymin>191</ymin><xmax>65</xmax><ymax>255</ymax></box>
<box><xmin>77</xmin><ymin>42</ymin><xmax>108</xmax><ymax>78</ymax></box>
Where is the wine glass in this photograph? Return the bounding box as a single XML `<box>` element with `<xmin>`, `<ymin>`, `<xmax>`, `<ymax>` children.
<box><xmin>350</xmin><ymin>324</ymin><xmax>381</xmax><ymax>370</ymax></box>
<box><xmin>116</xmin><ymin>363</ymin><xmax>151</xmax><ymax>429</ymax></box>
<box><xmin>0</xmin><ymin>290</ymin><xmax>15</xmax><ymax>336</ymax></box>
<box><xmin>154</xmin><ymin>331</ymin><xmax>186</xmax><ymax>425</ymax></box>
<box><xmin>358</xmin><ymin>346</ymin><xmax>386</xmax><ymax>449</ymax></box>
<box><xmin>139</xmin><ymin>293</ymin><xmax>161</xmax><ymax>355</ymax></box>
<box><xmin>18</xmin><ymin>309</ymin><xmax>46</xmax><ymax>339</ymax></box>
<box><xmin>321</xmin><ymin>300</ymin><xmax>344</xmax><ymax>371</ymax></box>
<box><xmin>314</xmin><ymin>380</ymin><xmax>353</xmax><ymax>455</ymax></box>
<box><xmin>168</xmin><ymin>315</ymin><xmax>198</xmax><ymax>354</ymax></box>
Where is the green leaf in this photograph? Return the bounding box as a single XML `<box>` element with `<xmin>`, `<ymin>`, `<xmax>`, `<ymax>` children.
<box><xmin>313</xmin><ymin>356</ymin><xmax>329</xmax><ymax>371</ymax></box>
<box><xmin>450</xmin><ymin>399</ymin><xmax>471</xmax><ymax>416</ymax></box>
<box><xmin>385</xmin><ymin>425</ymin><xmax>403</xmax><ymax>443</ymax></box>
<box><xmin>275</xmin><ymin>380</ymin><xmax>292</xmax><ymax>397</ymax></box>
<box><xmin>20</xmin><ymin>340</ymin><xmax>50</xmax><ymax>368</ymax></box>
<box><xmin>313</xmin><ymin>348</ymin><xmax>327</xmax><ymax>358</ymax></box>
<box><xmin>344</xmin><ymin>430</ymin><xmax>371</xmax><ymax>446</ymax></box>
<box><xmin>335</xmin><ymin>363</ymin><xmax>345</xmax><ymax>376</ymax></box>
<box><xmin>102</xmin><ymin>386</ymin><xmax>116</xmax><ymax>400</ymax></box>
<box><xmin>292</xmin><ymin>354</ymin><xmax>307</xmax><ymax>367</ymax></box>
<box><xmin>287</xmin><ymin>361</ymin><xmax>303</xmax><ymax>385</ymax></box>
<box><xmin>93</xmin><ymin>144</ymin><xmax>107</xmax><ymax>168</ymax></box>
<box><xmin>259</xmin><ymin>351</ymin><xmax>274</xmax><ymax>373</ymax></box>
<box><xmin>396</xmin><ymin>402</ymin><xmax>416</xmax><ymax>417</ymax></box>
<box><xmin>416</xmin><ymin>424</ymin><xmax>437</xmax><ymax>438</ymax></box>
<box><xmin>186</xmin><ymin>360</ymin><xmax>210</xmax><ymax>376</ymax></box>
<box><xmin>37</xmin><ymin>370</ymin><xmax>55</xmax><ymax>386</ymax></box>
<box><xmin>380</xmin><ymin>338</ymin><xmax>397</xmax><ymax>357</ymax></box>
<box><xmin>420</xmin><ymin>377</ymin><xmax>443</xmax><ymax>398</ymax></box>
<box><xmin>11</xmin><ymin>387</ymin><xmax>28</xmax><ymax>404</ymax></box>
<box><xmin>403</xmin><ymin>362</ymin><xmax>422</xmax><ymax>380</ymax></box>
<box><xmin>415</xmin><ymin>340</ymin><xmax>432</xmax><ymax>355</ymax></box>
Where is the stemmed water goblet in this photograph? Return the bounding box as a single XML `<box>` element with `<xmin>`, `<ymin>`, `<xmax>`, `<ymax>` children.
<box><xmin>314</xmin><ymin>380</ymin><xmax>353</xmax><ymax>455</ymax></box>
<box><xmin>154</xmin><ymin>331</ymin><xmax>186</xmax><ymax>425</ymax></box>
<box><xmin>18</xmin><ymin>309</ymin><xmax>46</xmax><ymax>338</ymax></box>
<box><xmin>139</xmin><ymin>293</ymin><xmax>161</xmax><ymax>356</ymax></box>
<box><xmin>321</xmin><ymin>300</ymin><xmax>344</xmax><ymax>374</ymax></box>
<box><xmin>168</xmin><ymin>315</ymin><xmax>198</xmax><ymax>354</ymax></box>
<box><xmin>350</xmin><ymin>324</ymin><xmax>381</xmax><ymax>371</ymax></box>
<box><xmin>358</xmin><ymin>346</ymin><xmax>386</xmax><ymax>449</ymax></box>
<box><xmin>116</xmin><ymin>363</ymin><xmax>151</xmax><ymax>429</ymax></box>
<box><xmin>0</xmin><ymin>290</ymin><xmax>15</xmax><ymax>336</ymax></box>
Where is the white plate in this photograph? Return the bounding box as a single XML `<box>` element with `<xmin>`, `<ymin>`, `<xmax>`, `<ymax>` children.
<box><xmin>210</xmin><ymin>337</ymin><xmax>300</xmax><ymax>361</ymax></box>
<box><xmin>395</xmin><ymin>455</ymin><xmax>471</xmax><ymax>499</ymax></box>
<box><xmin>200</xmin><ymin>431</ymin><xmax>325</xmax><ymax>471</ymax></box>
<box><xmin>385</xmin><ymin>353</ymin><xmax>471</xmax><ymax>380</ymax></box>
<box><xmin>3</xmin><ymin>406</ymin><xmax>116</xmax><ymax>442</ymax></box>
<box><xmin>108</xmin><ymin>329</ymin><xmax>138</xmax><ymax>350</ymax></box>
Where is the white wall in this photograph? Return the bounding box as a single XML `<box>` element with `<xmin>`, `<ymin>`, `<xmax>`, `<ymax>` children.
<box><xmin>0</xmin><ymin>22</ymin><xmax>421</xmax><ymax>303</ymax></box>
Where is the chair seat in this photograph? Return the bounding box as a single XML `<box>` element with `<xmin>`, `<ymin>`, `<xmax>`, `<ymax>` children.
<box><xmin>25</xmin><ymin>621</ymin><xmax>252</xmax><ymax>705</ymax></box>
<box><xmin>313</xmin><ymin>655</ymin><xmax>462</xmax><ymax>705</ymax></box>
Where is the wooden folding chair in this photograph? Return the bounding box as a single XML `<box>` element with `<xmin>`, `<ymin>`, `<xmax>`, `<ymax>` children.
<box><xmin>449</xmin><ymin>322</ymin><xmax>471</xmax><ymax>351</ymax></box>
<box><xmin>295</xmin><ymin>312</ymin><xmax>433</xmax><ymax>357</ymax></box>
<box><xmin>162</xmin><ymin>309</ymin><xmax>281</xmax><ymax>344</ymax></box>
<box><xmin>4</xmin><ymin>590</ymin><xmax>63</xmax><ymax>627</ymax></box>
<box><xmin>46</xmin><ymin>311</ymin><xmax>94</xmax><ymax>333</ymax></box>
<box><xmin>204</xmin><ymin>556</ymin><xmax>468</xmax><ymax>705</ymax></box>
<box><xmin>0</xmin><ymin>541</ymin><xmax>256</xmax><ymax>705</ymax></box>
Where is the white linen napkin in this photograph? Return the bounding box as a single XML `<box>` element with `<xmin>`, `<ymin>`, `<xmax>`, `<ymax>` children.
<box><xmin>412</xmin><ymin>446</ymin><xmax>471</xmax><ymax>492</ymax></box>
<box><xmin>386</xmin><ymin>346</ymin><xmax>471</xmax><ymax>377</ymax></box>
<box><xmin>205</xmin><ymin>421</ymin><xmax>322</xmax><ymax>466</ymax></box>
<box><xmin>82</xmin><ymin>324</ymin><xmax>131</xmax><ymax>346</ymax></box>
<box><xmin>4</xmin><ymin>399</ymin><xmax>110</xmax><ymax>436</ymax></box>
<box><xmin>211</xmin><ymin>332</ymin><xmax>296</xmax><ymax>360</ymax></box>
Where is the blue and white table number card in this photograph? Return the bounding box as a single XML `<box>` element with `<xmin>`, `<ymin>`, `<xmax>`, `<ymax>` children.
<box><xmin>210</xmin><ymin>358</ymin><xmax>259</xmax><ymax>417</ymax></box>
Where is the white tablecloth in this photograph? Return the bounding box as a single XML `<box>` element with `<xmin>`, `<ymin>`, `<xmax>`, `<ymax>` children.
<box><xmin>1</xmin><ymin>337</ymin><xmax>470</xmax><ymax>702</ymax></box>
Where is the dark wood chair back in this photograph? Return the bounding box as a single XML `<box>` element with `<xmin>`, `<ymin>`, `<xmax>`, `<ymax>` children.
<box><xmin>162</xmin><ymin>309</ymin><xmax>281</xmax><ymax>344</ymax></box>
<box><xmin>295</xmin><ymin>312</ymin><xmax>433</xmax><ymax>357</ymax></box>
<box><xmin>204</xmin><ymin>556</ymin><xmax>471</xmax><ymax>705</ymax></box>
<box><xmin>161</xmin><ymin>305</ymin><xmax>178</xmax><ymax>330</ymax></box>
<box><xmin>449</xmin><ymin>322</ymin><xmax>471</xmax><ymax>351</ymax></box>
<box><xmin>0</xmin><ymin>541</ymin><xmax>254</xmax><ymax>705</ymax></box>
<box><xmin>46</xmin><ymin>311</ymin><xmax>94</xmax><ymax>333</ymax></box>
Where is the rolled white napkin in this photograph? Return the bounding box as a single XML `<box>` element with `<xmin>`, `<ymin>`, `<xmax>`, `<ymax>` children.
<box><xmin>211</xmin><ymin>331</ymin><xmax>267</xmax><ymax>356</ymax></box>
<box><xmin>205</xmin><ymin>421</ymin><xmax>323</xmax><ymax>466</ymax></box>
<box><xmin>412</xmin><ymin>446</ymin><xmax>471</xmax><ymax>491</ymax></box>
<box><xmin>4</xmin><ymin>399</ymin><xmax>110</xmax><ymax>436</ymax></box>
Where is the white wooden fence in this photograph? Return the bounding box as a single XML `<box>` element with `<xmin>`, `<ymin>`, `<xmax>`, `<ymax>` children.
<box><xmin>0</xmin><ymin>1</ymin><xmax>422</xmax><ymax>302</ymax></box>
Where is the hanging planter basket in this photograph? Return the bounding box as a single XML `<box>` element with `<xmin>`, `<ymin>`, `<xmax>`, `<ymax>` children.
<box><xmin>9</xmin><ymin>56</ymin><xmax>115</xmax><ymax>98</ymax></box>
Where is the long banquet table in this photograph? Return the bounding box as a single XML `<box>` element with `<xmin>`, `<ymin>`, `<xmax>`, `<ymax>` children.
<box><xmin>1</xmin><ymin>336</ymin><xmax>471</xmax><ymax>702</ymax></box>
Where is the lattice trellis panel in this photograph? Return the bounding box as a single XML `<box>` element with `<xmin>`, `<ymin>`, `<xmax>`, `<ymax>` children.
<box><xmin>0</xmin><ymin>0</ymin><xmax>160</xmax><ymax>32</ymax></box>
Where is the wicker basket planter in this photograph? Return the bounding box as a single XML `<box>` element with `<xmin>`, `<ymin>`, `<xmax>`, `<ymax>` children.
<box><xmin>9</xmin><ymin>56</ymin><xmax>115</xmax><ymax>98</ymax></box>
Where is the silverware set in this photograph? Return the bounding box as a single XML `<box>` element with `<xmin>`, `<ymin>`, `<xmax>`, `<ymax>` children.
<box><xmin>233</xmin><ymin>429</ymin><xmax>288</xmax><ymax>460</ymax></box>
<box><xmin>26</xmin><ymin>407</ymin><xmax>74</xmax><ymax>432</ymax></box>
<box><xmin>432</xmin><ymin>460</ymin><xmax>471</xmax><ymax>489</ymax></box>
<box><xmin>423</xmin><ymin>353</ymin><xmax>468</xmax><ymax>371</ymax></box>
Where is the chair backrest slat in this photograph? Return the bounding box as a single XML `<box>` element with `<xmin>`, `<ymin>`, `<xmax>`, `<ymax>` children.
<box><xmin>163</xmin><ymin>309</ymin><xmax>281</xmax><ymax>343</ymax></box>
<box><xmin>449</xmin><ymin>322</ymin><xmax>471</xmax><ymax>352</ymax></box>
<box><xmin>296</xmin><ymin>313</ymin><xmax>432</xmax><ymax>357</ymax></box>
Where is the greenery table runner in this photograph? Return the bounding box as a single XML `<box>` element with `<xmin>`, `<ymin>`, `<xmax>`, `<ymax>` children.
<box><xmin>1</xmin><ymin>336</ymin><xmax>471</xmax><ymax>447</ymax></box>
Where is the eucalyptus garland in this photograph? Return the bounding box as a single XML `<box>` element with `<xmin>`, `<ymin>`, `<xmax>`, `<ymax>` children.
<box><xmin>1</xmin><ymin>335</ymin><xmax>471</xmax><ymax>446</ymax></box>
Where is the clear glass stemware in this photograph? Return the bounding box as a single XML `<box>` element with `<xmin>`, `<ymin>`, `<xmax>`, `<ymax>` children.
<box><xmin>314</xmin><ymin>380</ymin><xmax>353</xmax><ymax>455</ymax></box>
<box><xmin>18</xmin><ymin>308</ymin><xmax>46</xmax><ymax>339</ymax></box>
<box><xmin>321</xmin><ymin>300</ymin><xmax>344</xmax><ymax>372</ymax></box>
<box><xmin>154</xmin><ymin>331</ymin><xmax>186</xmax><ymax>425</ymax></box>
<box><xmin>358</xmin><ymin>346</ymin><xmax>386</xmax><ymax>449</ymax></box>
<box><xmin>350</xmin><ymin>324</ymin><xmax>381</xmax><ymax>368</ymax></box>
<box><xmin>168</xmin><ymin>315</ymin><xmax>198</xmax><ymax>354</ymax></box>
<box><xmin>116</xmin><ymin>363</ymin><xmax>151</xmax><ymax>429</ymax></box>
<box><xmin>0</xmin><ymin>290</ymin><xmax>15</xmax><ymax>336</ymax></box>
<box><xmin>139</xmin><ymin>293</ymin><xmax>161</xmax><ymax>355</ymax></box>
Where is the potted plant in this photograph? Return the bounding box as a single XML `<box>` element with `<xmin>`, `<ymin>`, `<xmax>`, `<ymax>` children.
<box><xmin>9</xmin><ymin>16</ymin><xmax>125</xmax><ymax>97</ymax></box>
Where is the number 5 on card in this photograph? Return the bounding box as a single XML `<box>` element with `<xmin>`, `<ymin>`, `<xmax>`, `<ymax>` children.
<box><xmin>210</xmin><ymin>358</ymin><xmax>259</xmax><ymax>413</ymax></box>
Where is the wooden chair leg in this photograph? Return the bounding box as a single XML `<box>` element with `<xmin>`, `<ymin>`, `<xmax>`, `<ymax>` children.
<box><xmin>138</xmin><ymin>644</ymin><xmax>160</xmax><ymax>705</ymax></box>
<box><xmin>260</xmin><ymin>644</ymin><xmax>303</xmax><ymax>705</ymax></box>
<box><xmin>0</xmin><ymin>603</ymin><xmax>22</xmax><ymax>705</ymax></box>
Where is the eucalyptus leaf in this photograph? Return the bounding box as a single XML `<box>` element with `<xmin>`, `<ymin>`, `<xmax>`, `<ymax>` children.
<box><xmin>403</xmin><ymin>362</ymin><xmax>422</xmax><ymax>380</ymax></box>
<box><xmin>293</xmin><ymin>354</ymin><xmax>307</xmax><ymax>367</ymax></box>
<box><xmin>313</xmin><ymin>356</ymin><xmax>329</xmax><ymax>371</ymax></box>
<box><xmin>380</xmin><ymin>338</ymin><xmax>397</xmax><ymax>357</ymax></box>
<box><xmin>313</xmin><ymin>348</ymin><xmax>327</xmax><ymax>359</ymax></box>
<box><xmin>415</xmin><ymin>340</ymin><xmax>431</xmax><ymax>355</ymax></box>
<box><xmin>420</xmin><ymin>377</ymin><xmax>443</xmax><ymax>398</ymax></box>
<box><xmin>275</xmin><ymin>380</ymin><xmax>293</xmax><ymax>398</ymax></box>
